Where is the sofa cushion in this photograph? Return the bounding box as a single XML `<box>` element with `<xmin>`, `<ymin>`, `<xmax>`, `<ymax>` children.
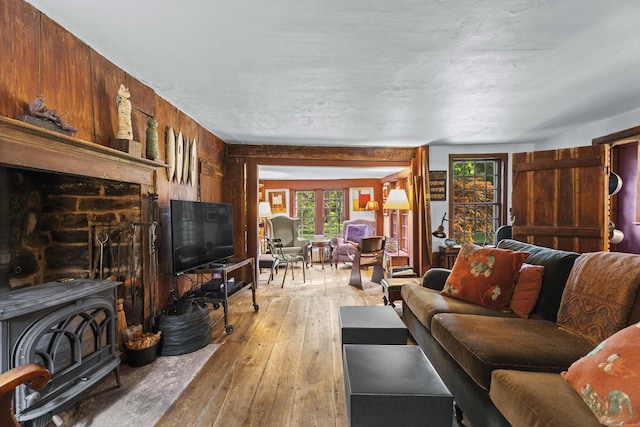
<box><xmin>401</xmin><ymin>284</ymin><xmax>516</xmax><ymax>331</ymax></box>
<box><xmin>490</xmin><ymin>370</ymin><xmax>602</xmax><ymax>427</ymax></box>
<box><xmin>557</xmin><ymin>252</ymin><xmax>640</xmax><ymax>346</ymax></box>
<box><xmin>441</xmin><ymin>243</ymin><xmax>529</xmax><ymax>310</ymax></box>
<box><xmin>431</xmin><ymin>313</ymin><xmax>594</xmax><ymax>390</ymax></box>
<box><xmin>561</xmin><ymin>322</ymin><xmax>640</xmax><ymax>426</ymax></box>
<box><xmin>509</xmin><ymin>263</ymin><xmax>544</xmax><ymax>318</ymax></box>
<box><xmin>497</xmin><ymin>239</ymin><xmax>579</xmax><ymax>322</ymax></box>
<box><xmin>345</xmin><ymin>224</ymin><xmax>368</xmax><ymax>243</ymax></box>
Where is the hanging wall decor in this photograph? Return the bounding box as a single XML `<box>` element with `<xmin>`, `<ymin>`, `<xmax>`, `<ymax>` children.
<box><xmin>182</xmin><ymin>137</ymin><xmax>190</xmax><ymax>184</ymax></box>
<box><xmin>176</xmin><ymin>131</ymin><xmax>184</xmax><ymax>184</ymax></box>
<box><xmin>166</xmin><ymin>127</ymin><xmax>176</xmax><ymax>181</ymax></box>
<box><xmin>429</xmin><ymin>171</ymin><xmax>447</xmax><ymax>201</ymax></box>
<box><xmin>190</xmin><ymin>138</ymin><xmax>197</xmax><ymax>187</ymax></box>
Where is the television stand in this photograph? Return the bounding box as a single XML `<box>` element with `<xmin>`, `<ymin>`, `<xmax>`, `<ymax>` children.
<box><xmin>191</xmin><ymin>257</ymin><xmax>258</xmax><ymax>334</ymax></box>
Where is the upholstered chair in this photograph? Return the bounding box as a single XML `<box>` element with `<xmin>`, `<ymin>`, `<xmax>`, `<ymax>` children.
<box><xmin>266</xmin><ymin>216</ymin><xmax>310</xmax><ymax>262</ymax></box>
<box><xmin>331</xmin><ymin>219</ymin><xmax>376</xmax><ymax>267</ymax></box>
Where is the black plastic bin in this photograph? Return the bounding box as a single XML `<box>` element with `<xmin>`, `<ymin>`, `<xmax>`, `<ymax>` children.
<box><xmin>157</xmin><ymin>300</ymin><xmax>211</xmax><ymax>356</ymax></box>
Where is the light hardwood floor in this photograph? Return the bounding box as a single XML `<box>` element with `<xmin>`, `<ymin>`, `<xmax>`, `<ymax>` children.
<box><xmin>156</xmin><ymin>263</ymin><xmax>403</xmax><ymax>427</ymax></box>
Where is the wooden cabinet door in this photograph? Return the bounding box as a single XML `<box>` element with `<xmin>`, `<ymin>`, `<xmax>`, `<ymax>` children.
<box><xmin>511</xmin><ymin>145</ymin><xmax>609</xmax><ymax>253</ymax></box>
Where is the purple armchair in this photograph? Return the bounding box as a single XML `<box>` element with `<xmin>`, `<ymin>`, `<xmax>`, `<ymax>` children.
<box><xmin>331</xmin><ymin>219</ymin><xmax>376</xmax><ymax>267</ymax></box>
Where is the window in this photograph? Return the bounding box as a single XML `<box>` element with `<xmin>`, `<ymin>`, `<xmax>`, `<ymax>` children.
<box><xmin>295</xmin><ymin>191</ymin><xmax>315</xmax><ymax>239</ymax></box>
<box><xmin>400</xmin><ymin>209</ymin><xmax>409</xmax><ymax>252</ymax></box>
<box><xmin>323</xmin><ymin>190</ymin><xmax>344</xmax><ymax>238</ymax></box>
<box><xmin>449</xmin><ymin>154</ymin><xmax>507</xmax><ymax>245</ymax></box>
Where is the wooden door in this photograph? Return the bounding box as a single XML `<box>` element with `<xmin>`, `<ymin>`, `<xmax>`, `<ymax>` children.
<box><xmin>511</xmin><ymin>144</ymin><xmax>609</xmax><ymax>253</ymax></box>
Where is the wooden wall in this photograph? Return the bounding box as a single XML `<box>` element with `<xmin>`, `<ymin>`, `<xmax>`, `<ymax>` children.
<box><xmin>1</xmin><ymin>0</ymin><xmax>431</xmax><ymax>324</ymax></box>
<box><xmin>0</xmin><ymin>0</ymin><xmax>226</xmax><ymax>322</ymax></box>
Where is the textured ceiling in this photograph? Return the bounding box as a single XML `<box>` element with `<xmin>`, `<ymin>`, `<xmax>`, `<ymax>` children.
<box><xmin>26</xmin><ymin>1</ymin><xmax>640</xmax><ymax>149</ymax></box>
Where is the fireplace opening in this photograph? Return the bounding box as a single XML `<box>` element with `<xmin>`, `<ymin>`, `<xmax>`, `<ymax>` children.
<box><xmin>0</xmin><ymin>165</ymin><xmax>146</xmax><ymax>426</ymax></box>
<box><xmin>4</xmin><ymin>165</ymin><xmax>142</xmax><ymax>289</ymax></box>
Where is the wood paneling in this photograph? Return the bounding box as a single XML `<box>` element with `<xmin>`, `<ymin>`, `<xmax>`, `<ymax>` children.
<box><xmin>126</xmin><ymin>74</ymin><xmax>155</xmax><ymax>145</ymax></box>
<box><xmin>0</xmin><ymin>0</ymin><xmax>40</xmax><ymax>118</ymax></box>
<box><xmin>224</xmin><ymin>156</ymin><xmax>248</xmax><ymax>259</ymax></box>
<box><xmin>90</xmin><ymin>50</ymin><xmax>125</xmax><ymax>146</ymax></box>
<box><xmin>199</xmin><ymin>127</ymin><xmax>226</xmax><ymax>165</ymax></box>
<box><xmin>39</xmin><ymin>15</ymin><xmax>94</xmax><ymax>142</ymax></box>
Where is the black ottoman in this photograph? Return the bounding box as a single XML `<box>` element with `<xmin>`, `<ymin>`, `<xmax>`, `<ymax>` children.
<box><xmin>343</xmin><ymin>344</ymin><xmax>453</xmax><ymax>427</ymax></box>
<box><xmin>339</xmin><ymin>306</ymin><xmax>408</xmax><ymax>345</ymax></box>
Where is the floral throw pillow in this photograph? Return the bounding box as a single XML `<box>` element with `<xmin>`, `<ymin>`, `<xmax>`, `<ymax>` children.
<box><xmin>561</xmin><ymin>322</ymin><xmax>640</xmax><ymax>426</ymax></box>
<box><xmin>441</xmin><ymin>243</ymin><xmax>529</xmax><ymax>310</ymax></box>
<box><xmin>509</xmin><ymin>263</ymin><xmax>545</xmax><ymax>318</ymax></box>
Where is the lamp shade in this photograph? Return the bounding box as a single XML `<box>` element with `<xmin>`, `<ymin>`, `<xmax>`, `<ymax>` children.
<box><xmin>258</xmin><ymin>201</ymin><xmax>273</xmax><ymax>218</ymax></box>
<box><xmin>366</xmin><ymin>200</ymin><xmax>379</xmax><ymax>210</ymax></box>
<box><xmin>383</xmin><ymin>189</ymin><xmax>410</xmax><ymax>210</ymax></box>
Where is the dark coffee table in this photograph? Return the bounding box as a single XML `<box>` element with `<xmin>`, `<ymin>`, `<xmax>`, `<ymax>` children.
<box><xmin>343</xmin><ymin>344</ymin><xmax>453</xmax><ymax>426</ymax></box>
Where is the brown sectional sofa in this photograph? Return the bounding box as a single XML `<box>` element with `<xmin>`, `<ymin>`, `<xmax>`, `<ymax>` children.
<box><xmin>390</xmin><ymin>239</ymin><xmax>640</xmax><ymax>427</ymax></box>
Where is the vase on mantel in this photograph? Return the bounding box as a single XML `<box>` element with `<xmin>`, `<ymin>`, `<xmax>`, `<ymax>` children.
<box><xmin>145</xmin><ymin>117</ymin><xmax>159</xmax><ymax>160</ymax></box>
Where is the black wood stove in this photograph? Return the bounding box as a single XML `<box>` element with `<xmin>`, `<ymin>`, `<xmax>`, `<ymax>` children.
<box><xmin>0</xmin><ymin>279</ymin><xmax>120</xmax><ymax>427</ymax></box>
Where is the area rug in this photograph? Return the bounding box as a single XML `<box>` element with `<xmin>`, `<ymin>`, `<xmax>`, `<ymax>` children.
<box><xmin>59</xmin><ymin>343</ymin><xmax>219</xmax><ymax>427</ymax></box>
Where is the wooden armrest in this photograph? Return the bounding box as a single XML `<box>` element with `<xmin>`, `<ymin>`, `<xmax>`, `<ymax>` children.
<box><xmin>0</xmin><ymin>364</ymin><xmax>50</xmax><ymax>427</ymax></box>
<box><xmin>0</xmin><ymin>364</ymin><xmax>50</xmax><ymax>396</ymax></box>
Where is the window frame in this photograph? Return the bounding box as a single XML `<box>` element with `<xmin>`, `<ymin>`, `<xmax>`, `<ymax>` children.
<box><xmin>322</xmin><ymin>189</ymin><xmax>345</xmax><ymax>239</ymax></box>
<box><xmin>448</xmin><ymin>153</ymin><xmax>508</xmax><ymax>245</ymax></box>
<box><xmin>295</xmin><ymin>190</ymin><xmax>316</xmax><ymax>239</ymax></box>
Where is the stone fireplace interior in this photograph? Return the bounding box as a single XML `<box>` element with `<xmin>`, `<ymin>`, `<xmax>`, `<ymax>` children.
<box><xmin>6</xmin><ymin>166</ymin><xmax>141</xmax><ymax>289</ymax></box>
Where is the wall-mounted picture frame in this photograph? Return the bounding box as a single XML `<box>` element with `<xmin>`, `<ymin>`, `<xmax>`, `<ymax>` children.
<box><xmin>351</xmin><ymin>187</ymin><xmax>373</xmax><ymax>211</ymax></box>
<box><xmin>429</xmin><ymin>170</ymin><xmax>447</xmax><ymax>201</ymax></box>
<box><xmin>268</xmin><ymin>190</ymin><xmax>288</xmax><ymax>213</ymax></box>
<box><xmin>382</xmin><ymin>185</ymin><xmax>389</xmax><ymax>216</ymax></box>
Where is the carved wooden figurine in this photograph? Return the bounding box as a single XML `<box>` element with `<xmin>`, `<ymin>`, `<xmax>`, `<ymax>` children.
<box><xmin>116</xmin><ymin>84</ymin><xmax>133</xmax><ymax>140</ymax></box>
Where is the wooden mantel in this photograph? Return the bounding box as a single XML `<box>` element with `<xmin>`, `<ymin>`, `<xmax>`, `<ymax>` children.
<box><xmin>0</xmin><ymin>116</ymin><xmax>166</xmax><ymax>187</ymax></box>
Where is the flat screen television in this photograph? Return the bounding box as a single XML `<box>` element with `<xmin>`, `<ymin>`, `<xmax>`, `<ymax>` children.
<box><xmin>170</xmin><ymin>200</ymin><xmax>235</xmax><ymax>274</ymax></box>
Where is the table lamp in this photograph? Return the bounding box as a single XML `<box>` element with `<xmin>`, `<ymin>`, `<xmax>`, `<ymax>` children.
<box><xmin>366</xmin><ymin>200</ymin><xmax>379</xmax><ymax>210</ymax></box>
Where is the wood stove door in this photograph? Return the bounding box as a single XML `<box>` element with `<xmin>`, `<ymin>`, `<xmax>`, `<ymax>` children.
<box><xmin>11</xmin><ymin>292</ymin><xmax>120</xmax><ymax>425</ymax></box>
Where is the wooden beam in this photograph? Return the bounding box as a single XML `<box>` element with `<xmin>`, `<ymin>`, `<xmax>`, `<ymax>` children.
<box><xmin>227</xmin><ymin>144</ymin><xmax>415</xmax><ymax>163</ymax></box>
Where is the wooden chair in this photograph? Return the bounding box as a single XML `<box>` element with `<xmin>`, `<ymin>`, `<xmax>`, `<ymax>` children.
<box><xmin>349</xmin><ymin>236</ymin><xmax>386</xmax><ymax>289</ymax></box>
<box><xmin>0</xmin><ymin>364</ymin><xmax>50</xmax><ymax>427</ymax></box>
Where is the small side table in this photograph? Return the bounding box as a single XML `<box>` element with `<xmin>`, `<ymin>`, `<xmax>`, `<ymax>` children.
<box><xmin>380</xmin><ymin>276</ymin><xmax>420</xmax><ymax>308</ymax></box>
<box><xmin>384</xmin><ymin>250</ymin><xmax>410</xmax><ymax>274</ymax></box>
<box><xmin>309</xmin><ymin>240</ymin><xmax>332</xmax><ymax>269</ymax></box>
<box><xmin>439</xmin><ymin>245</ymin><xmax>461</xmax><ymax>269</ymax></box>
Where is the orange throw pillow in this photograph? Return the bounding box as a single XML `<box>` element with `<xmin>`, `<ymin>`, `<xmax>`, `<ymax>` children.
<box><xmin>441</xmin><ymin>243</ymin><xmax>529</xmax><ymax>310</ymax></box>
<box><xmin>561</xmin><ymin>322</ymin><xmax>640</xmax><ymax>426</ymax></box>
<box><xmin>509</xmin><ymin>263</ymin><xmax>544</xmax><ymax>318</ymax></box>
